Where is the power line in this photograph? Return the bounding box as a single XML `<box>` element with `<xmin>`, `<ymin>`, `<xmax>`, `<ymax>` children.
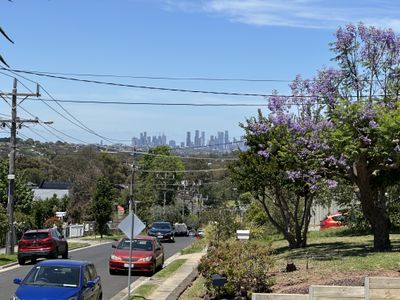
<box><xmin>5</xmin><ymin>69</ymin><xmax>292</xmax><ymax>82</ymax></box>
<box><xmin>31</xmin><ymin>97</ymin><xmax>270</xmax><ymax>107</ymax></box>
<box><xmin>2</xmin><ymin>70</ymin><xmax>131</xmax><ymax>143</ymax></box>
<box><xmin>2</xmin><ymin>67</ymin><xmax>393</xmax><ymax>100</ymax></box>
<box><xmin>0</xmin><ymin>68</ymin><xmax>278</xmax><ymax>97</ymax></box>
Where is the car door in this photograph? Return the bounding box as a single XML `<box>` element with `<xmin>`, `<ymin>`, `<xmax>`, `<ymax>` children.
<box><xmin>154</xmin><ymin>239</ymin><xmax>164</xmax><ymax>266</ymax></box>
<box><xmin>52</xmin><ymin>229</ymin><xmax>67</xmax><ymax>253</ymax></box>
<box><xmin>88</xmin><ymin>264</ymin><xmax>102</xmax><ymax>299</ymax></box>
<box><xmin>81</xmin><ymin>265</ymin><xmax>96</xmax><ymax>300</ymax></box>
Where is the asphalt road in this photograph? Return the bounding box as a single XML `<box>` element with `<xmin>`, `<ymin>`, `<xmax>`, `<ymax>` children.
<box><xmin>0</xmin><ymin>236</ymin><xmax>195</xmax><ymax>300</ymax></box>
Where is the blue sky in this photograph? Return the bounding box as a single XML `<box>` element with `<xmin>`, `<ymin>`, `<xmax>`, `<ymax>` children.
<box><xmin>0</xmin><ymin>0</ymin><xmax>398</xmax><ymax>145</ymax></box>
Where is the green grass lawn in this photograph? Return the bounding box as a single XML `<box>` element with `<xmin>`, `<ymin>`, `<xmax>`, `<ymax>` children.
<box><xmin>68</xmin><ymin>242</ymin><xmax>91</xmax><ymax>250</ymax></box>
<box><xmin>130</xmin><ymin>283</ymin><xmax>157</xmax><ymax>300</ymax></box>
<box><xmin>180</xmin><ymin>228</ymin><xmax>400</xmax><ymax>297</ymax></box>
<box><xmin>181</xmin><ymin>239</ymin><xmax>206</xmax><ymax>255</ymax></box>
<box><xmin>155</xmin><ymin>258</ymin><xmax>187</xmax><ymax>278</ymax></box>
<box><xmin>0</xmin><ymin>254</ymin><xmax>17</xmax><ymax>266</ymax></box>
<box><xmin>272</xmin><ymin>228</ymin><xmax>400</xmax><ymax>271</ymax></box>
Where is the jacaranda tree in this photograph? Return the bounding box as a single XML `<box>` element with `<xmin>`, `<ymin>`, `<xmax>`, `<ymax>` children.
<box><xmin>235</xmin><ymin>23</ymin><xmax>400</xmax><ymax>251</ymax></box>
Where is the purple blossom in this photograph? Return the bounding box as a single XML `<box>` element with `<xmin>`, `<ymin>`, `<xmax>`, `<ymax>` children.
<box><xmin>368</xmin><ymin>120</ymin><xmax>379</xmax><ymax>128</ymax></box>
<box><xmin>326</xmin><ymin>179</ymin><xmax>338</xmax><ymax>189</ymax></box>
<box><xmin>248</xmin><ymin>122</ymin><xmax>270</xmax><ymax>135</ymax></box>
<box><xmin>360</xmin><ymin>135</ymin><xmax>372</xmax><ymax>145</ymax></box>
<box><xmin>257</xmin><ymin>150</ymin><xmax>270</xmax><ymax>158</ymax></box>
<box><xmin>287</xmin><ymin>170</ymin><xmax>302</xmax><ymax>181</ymax></box>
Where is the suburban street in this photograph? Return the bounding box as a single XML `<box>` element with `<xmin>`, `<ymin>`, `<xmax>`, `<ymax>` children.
<box><xmin>0</xmin><ymin>236</ymin><xmax>194</xmax><ymax>300</ymax></box>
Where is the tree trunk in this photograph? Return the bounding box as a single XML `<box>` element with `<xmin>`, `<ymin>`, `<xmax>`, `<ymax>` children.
<box><xmin>355</xmin><ymin>159</ymin><xmax>391</xmax><ymax>251</ymax></box>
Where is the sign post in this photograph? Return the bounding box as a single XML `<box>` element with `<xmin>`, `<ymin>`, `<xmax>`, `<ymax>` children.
<box><xmin>118</xmin><ymin>212</ymin><xmax>145</xmax><ymax>299</ymax></box>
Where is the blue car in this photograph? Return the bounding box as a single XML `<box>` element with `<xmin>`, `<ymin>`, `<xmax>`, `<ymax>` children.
<box><xmin>12</xmin><ymin>259</ymin><xmax>102</xmax><ymax>300</ymax></box>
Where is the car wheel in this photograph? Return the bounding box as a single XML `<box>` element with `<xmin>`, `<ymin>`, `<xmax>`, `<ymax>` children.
<box><xmin>51</xmin><ymin>248</ymin><xmax>58</xmax><ymax>259</ymax></box>
<box><xmin>149</xmin><ymin>262</ymin><xmax>156</xmax><ymax>276</ymax></box>
<box><xmin>31</xmin><ymin>257</ymin><xmax>37</xmax><ymax>264</ymax></box>
<box><xmin>109</xmin><ymin>268</ymin><xmax>118</xmax><ymax>275</ymax></box>
<box><xmin>62</xmin><ymin>246</ymin><xmax>68</xmax><ymax>259</ymax></box>
<box><xmin>18</xmin><ymin>257</ymin><xmax>25</xmax><ymax>265</ymax></box>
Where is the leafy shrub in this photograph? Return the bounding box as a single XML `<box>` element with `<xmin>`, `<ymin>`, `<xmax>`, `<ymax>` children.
<box><xmin>44</xmin><ymin>216</ymin><xmax>63</xmax><ymax>229</ymax></box>
<box><xmin>198</xmin><ymin>240</ymin><xmax>274</xmax><ymax>299</ymax></box>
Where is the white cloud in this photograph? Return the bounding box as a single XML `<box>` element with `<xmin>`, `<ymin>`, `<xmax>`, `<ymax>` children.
<box><xmin>163</xmin><ymin>0</ymin><xmax>400</xmax><ymax>30</ymax></box>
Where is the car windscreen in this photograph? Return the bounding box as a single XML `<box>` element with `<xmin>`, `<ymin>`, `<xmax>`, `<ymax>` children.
<box><xmin>23</xmin><ymin>232</ymin><xmax>49</xmax><ymax>240</ymax></box>
<box><xmin>118</xmin><ymin>239</ymin><xmax>153</xmax><ymax>251</ymax></box>
<box><xmin>151</xmin><ymin>223</ymin><xmax>171</xmax><ymax>230</ymax></box>
<box><xmin>23</xmin><ymin>266</ymin><xmax>80</xmax><ymax>288</ymax></box>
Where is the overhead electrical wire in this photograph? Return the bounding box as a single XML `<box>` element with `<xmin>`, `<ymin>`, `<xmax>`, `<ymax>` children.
<box><xmin>31</xmin><ymin>97</ymin><xmax>269</xmax><ymax>107</ymax></box>
<box><xmin>0</xmin><ymin>68</ymin><xmax>282</xmax><ymax>98</ymax></box>
<box><xmin>1</xmin><ymin>69</ymin><xmax>131</xmax><ymax>143</ymax></box>
<box><xmin>1</xmin><ymin>67</ymin><xmax>393</xmax><ymax>100</ymax></box>
<box><xmin>4</xmin><ymin>68</ymin><xmax>292</xmax><ymax>82</ymax></box>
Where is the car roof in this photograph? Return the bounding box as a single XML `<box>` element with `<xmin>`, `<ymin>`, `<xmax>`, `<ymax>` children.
<box><xmin>24</xmin><ymin>229</ymin><xmax>52</xmax><ymax>234</ymax></box>
<box><xmin>36</xmin><ymin>259</ymin><xmax>89</xmax><ymax>267</ymax></box>
<box><xmin>122</xmin><ymin>235</ymin><xmax>155</xmax><ymax>241</ymax></box>
<box><xmin>152</xmin><ymin>221</ymin><xmax>171</xmax><ymax>224</ymax></box>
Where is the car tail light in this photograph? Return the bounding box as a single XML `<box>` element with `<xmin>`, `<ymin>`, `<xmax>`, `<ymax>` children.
<box><xmin>38</xmin><ymin>237</ymin><xmax>54</xmax><ymax>248</ymax></box>
<box><xmin>18</xmin><ymin>240</ymin><xmax>28</xmax><ymax>248</ymax></box>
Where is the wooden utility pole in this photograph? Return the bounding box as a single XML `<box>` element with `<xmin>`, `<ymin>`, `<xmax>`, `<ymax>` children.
<box><xmin>0</xmin><ymin>78</ymin><xmax>41</xmax><ymax>255</ymax></box>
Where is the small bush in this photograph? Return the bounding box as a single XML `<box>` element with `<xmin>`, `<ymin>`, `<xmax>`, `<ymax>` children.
<box><xmin>198</xmin><ymin>240</ymin><xmax>274</xmax><ymax>299</ymax></box>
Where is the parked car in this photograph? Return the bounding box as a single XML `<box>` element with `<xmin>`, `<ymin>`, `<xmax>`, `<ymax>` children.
<box><xmin>320</xmin><ymin>212</ymin><xmax>348</xmax><ymax>230</ymax></box>
<box><xmin>12</xmin><ymin>259</ymin><xmax>102</xmax><ymax>300</ymax></box>
<box><xmin>195</xmin><ymin>228</ymin><xmax>205</xmax><ymax>239</ymax></box>
<box><xmin>174</xmin><ymin>223</ymin><xmax>189</xmax><ymax>236</ymax></box>
<box><xmin>18</xmin><ymin>228</ymin><xmax>68</xmax><ymax>265</ymax></box>
<box><xmin>109</xmin><ymin>236</ymin><xmax>164</xmax><ymax>275</ymax></box>
<box><xmin>147</xmin><ymin>221</ymin><xmax>175</xmax><ymax>242</ymax></box>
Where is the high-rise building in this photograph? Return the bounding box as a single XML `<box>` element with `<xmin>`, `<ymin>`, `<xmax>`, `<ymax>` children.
<box><xmin>186</xmin><ymin>131</ymin><xmax>192</xmax><ymax>147</ymax></box>
<box><xmin>194</xmin><ymin>130</ymin><xmax>200</xmax><ymax>147</ymax></box>
<box><xmin>201</xmin><ymin>131</ymin><xmax>205</xmax><ymax>146</ymax></box>
<box><xmin>224</xmin><ymin>130</ymin><xmax>229</xmax><ymax>149</ymax></box>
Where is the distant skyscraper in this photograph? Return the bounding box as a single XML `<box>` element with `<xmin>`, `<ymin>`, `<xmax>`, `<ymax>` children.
<box><xmin>201</xmin><ymin>131</ymin><xmax>205</xmax><ymax>147</ymax></box>
<box><xmin>186</xmin><ymin>131</ymin><xmax>192</xmax><ymax>147</ymax></box>
<box><xmin>194</xmin><ymin>130</ymin><xmax>200</xmax><ymax>147</ymax></box>
<box><xmin>224</xmin><ymin>130</ymin><xmax>229</xmax><ymax>149</ymax></box>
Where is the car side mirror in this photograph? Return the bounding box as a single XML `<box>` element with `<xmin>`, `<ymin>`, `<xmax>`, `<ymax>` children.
<box><xmin>13</xmin><ymin>278</ymin><xmax>22</xmax><ymax>285</ymax></box>
<box><xmin>112</xmin><ymin>244</ymin><xmax>116</xmax><ymax>248</ymax></box>
<box><xmin>86</xmin><ymin>280</ymin><xmax>95</xmax><ymax>288</ymax></box>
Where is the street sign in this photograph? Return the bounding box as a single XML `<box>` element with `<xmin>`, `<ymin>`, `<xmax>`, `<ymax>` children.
<box><xmin>118</xmin><ymin>212</ymin><xmax>145</xmax><ymax>239</ymax></box>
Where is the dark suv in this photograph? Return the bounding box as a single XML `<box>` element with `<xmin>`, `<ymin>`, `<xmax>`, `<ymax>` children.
<box><xmin>18</xmin><ymin>228</ymin><xmax>68</xmax><ymax>265</ymax></box>
<box><xmin>147</xmin><ymin>221</ymin><xmax>175</xmax><ymax>242</ymax></box>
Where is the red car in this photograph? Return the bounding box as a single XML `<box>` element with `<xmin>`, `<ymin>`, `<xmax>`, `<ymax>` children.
<box><xmin>109</xmin><ymin>235</ymin><xmax>164</xmax><ymax>275</ymax></box>
<box><xmin>320</xmin><ymin>212</ymin><xmax>348</xmax><ymax>230</ymax></box>
<box><xmin>17</xmin><ymin>228</ymin><xmax>68</xmax><ymax>265</ymax></box>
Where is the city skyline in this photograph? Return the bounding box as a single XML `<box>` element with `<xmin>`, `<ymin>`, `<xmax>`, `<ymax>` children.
<box><xmin>131</xmin><ymin>129</ymin><xmax>244</xmax><ymax>150</ymax></box>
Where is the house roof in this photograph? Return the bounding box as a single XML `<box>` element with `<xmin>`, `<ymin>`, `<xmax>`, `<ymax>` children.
<box><xmin>39</xmin><ymin>181</ymin><xmax>72</xmax><ymax>190</ymax></box>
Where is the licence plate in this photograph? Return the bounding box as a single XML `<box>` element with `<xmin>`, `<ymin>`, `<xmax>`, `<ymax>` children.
<box><xmin>124</xmin><ymin>263</ymin><xmax>134</xmax><ymax>268</ymax></box>
<box><xmin>157</xmin><ymin>235</ymin><xmax>163</xmax><ymax>238</ymax></box>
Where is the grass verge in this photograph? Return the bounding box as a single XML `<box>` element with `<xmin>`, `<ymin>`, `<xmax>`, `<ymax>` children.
<box><xmin>69</xmin><ymin>242</ymin><xmax>91</xmax><ymax>250</ymax></box>
<box><xmin>178</xmin><ymin>275</ymin><xmax>207</xmax><ymax>300</ymax></box>
<box><xmin>155</xmin><ymin>258</ymin><xmax>187</xmax><ymax>278</ymax></box>
<box><xmin>0</xmin><ymin>254</ymin><xmax>17</xmax><ymax>266</ymax></box>
<box><xmin>130</xmin><ymin>283</ymin><xmax>157</xmax><ymax>300</ymax></box>
<box><xmin>181</xmin><ymin>238</ymin><xmax>206</xmax><ymax>255</ymax></box>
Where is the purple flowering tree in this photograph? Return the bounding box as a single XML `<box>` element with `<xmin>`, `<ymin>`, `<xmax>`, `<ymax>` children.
<box><xmin>234</xmin><ymin>23</ymin><xmax>400</xmax><ymax>251</ymax></box>
<box><xmin>231</xmin><ymin>91</ymin><xmax>335</xmax><ymax>248</ymax></box>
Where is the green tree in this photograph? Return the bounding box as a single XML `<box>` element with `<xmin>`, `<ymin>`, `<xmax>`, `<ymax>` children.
<box><xmin>0</xmin><ymin>159</ymin><xmax>34</xmax><ymax>214</ymax></box>
<box><xmin>134</xmin><ymin>146</ymin><xmax>184</xmax><ymax>224</ymax></box>
<box><xmin>0</xmin><ymin>205</ymin><xmax>8</xmax><ymax>245</ymax></box>
<box><xmin>92</xmin><ymin>177</ymin><xmax>114</xmax><ymax>238</ymax></box>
